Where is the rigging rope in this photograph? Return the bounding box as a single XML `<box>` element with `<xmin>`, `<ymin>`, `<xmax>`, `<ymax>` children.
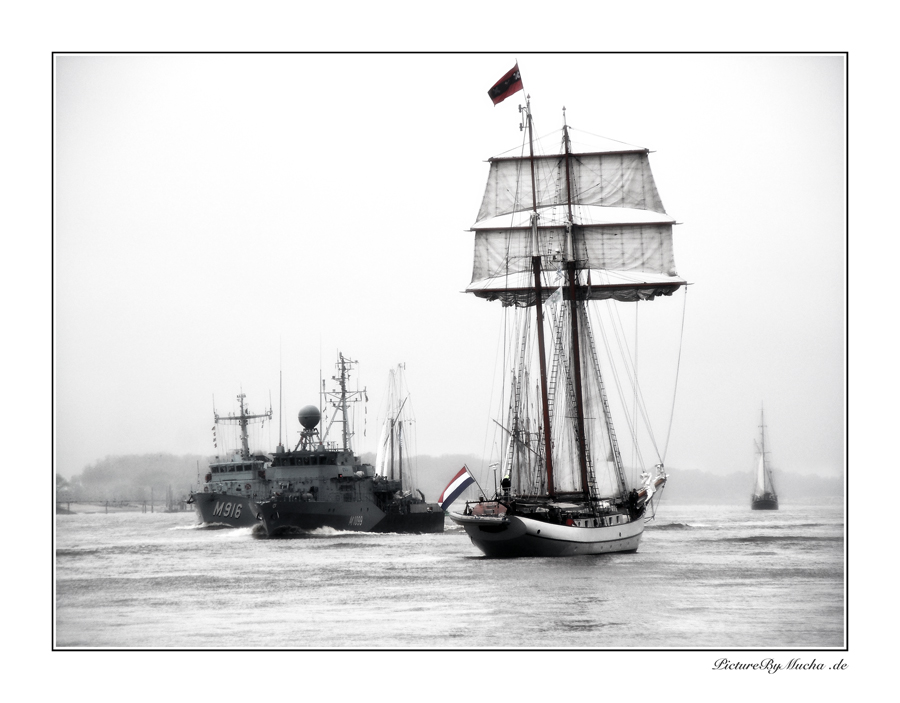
<box><xmin>480</xmin><ymin>303</ymin><xmax>507</xmax><ymax>491</ymax></box>
<box><xmin>478</xmin><ymin>115</ymin><xmax>533</xmax><ymax>488</ymax></box>
<box><xmin>632</xmin><ymin>301</ymin><xmax>639</xmax><ymax>472</ymax></box>
<box><xmin>599</xmin><ymin>299</ymin><xmax>656</xmax><ymax>465</ymax></box>
<box><xmin>661</xmin><ymin>286</ymin><xmax>689</xmax><ymax>462</ymax></box>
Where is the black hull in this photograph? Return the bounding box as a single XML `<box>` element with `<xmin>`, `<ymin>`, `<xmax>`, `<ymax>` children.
<box><xmin>751</xmin><ymin>496</ymin><xmax>779</xmax><ymax>510</ymax></box>
<box><xmin>450</xmin><ymin>510</ymin><xmax>644</xmax><ymax>557</ymax></box>
<box><xmin>253</xmin><ymin>499</ymin><xmax>444</xmax><ymax>536</ymax></box>
<box><xmin>372</xmin><ymin>509</ymin><xmax>445</xmax><ymax>534</ymax></box>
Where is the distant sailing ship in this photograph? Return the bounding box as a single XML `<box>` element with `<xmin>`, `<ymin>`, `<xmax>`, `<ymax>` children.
<box><xmin>751</xmin><ymin>407</ymin><xmax>779</xmax><ymax>510</ymax></box>
<box><xmin>372</xmin><ymin>363</ymin><xmax>441</xmax><ymax>521</ymax></box>
<box><xmin>187</xmin><ymin>393</ymin><xmax>272</xmax><ymax>527</ymax></box>
<box><xmin>447</xmin><ymin>65</ymin><xmax>680</xmax><ymax>557</ymax></box>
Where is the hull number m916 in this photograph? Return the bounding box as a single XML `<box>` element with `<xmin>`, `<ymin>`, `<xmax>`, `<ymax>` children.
<box><xmin>213</xmin><ymin>502</ymin><xmax>243</xmax><ymax>519</ymax></box>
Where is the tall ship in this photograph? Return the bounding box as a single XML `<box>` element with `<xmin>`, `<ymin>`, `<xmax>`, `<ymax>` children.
<box><xmin>251</xmin><ymin>353</ymin><xmax>444</xmax><ymax>536</ymax></box>
<box><xmin>373</xmin><ymin>363</ymin><xmax>444</xmax><ymax>526</ymax></box>
<box><xmin>448</xmin><ymin>65</ymin><xmax>681</xmax><ymax>557</ymax></box>
<box><xmin>751</xmin><ymin>407</ymin><xmax>779</xmax><ymax>510</ymax></box>
<box><xmin>187</xmin><ymin>393</ymin><xmax>272</xmax><ymax>527</ymax></box>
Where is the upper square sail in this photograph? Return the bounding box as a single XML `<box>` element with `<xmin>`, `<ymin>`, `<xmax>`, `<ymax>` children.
<box><xmin>476</xmin><ymin>149</ymin><xmax>667</xmax><ymax>222</ymax></box>
<box><xmin>468</xmin><ymin>132</ymin><xmax>685</xmax><ymax>306</ymax></box>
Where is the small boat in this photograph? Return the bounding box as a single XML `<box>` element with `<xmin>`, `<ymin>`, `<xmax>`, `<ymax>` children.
<box><xmin>251</xmin><ymin>353</ymin><xmax>444</xmax><ymax>536</ymax></box>
<box><xmin>751</xmin><ymin>407</ymin><xmax>779</xmax><ymax>510</ymax></box>
<box><xmin>188</xmin><ymin>393</ymin><xmax>272</xmax><ymax>527</ymax></box>
<box><xmin>447</xmin><ymin>65</ymin><xmax>681</xmax><ymax>557</ymax></box>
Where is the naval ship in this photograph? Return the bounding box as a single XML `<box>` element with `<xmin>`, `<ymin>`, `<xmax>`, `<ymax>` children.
<box><xmin>251</xmin><ymin>353</ymin><xmax>444</xmax><ymax>536</ymax></box>
<box><xmin>187</xmin><ymin>393</ymin><xmax>272</xmax><ymax>527</ymax></box>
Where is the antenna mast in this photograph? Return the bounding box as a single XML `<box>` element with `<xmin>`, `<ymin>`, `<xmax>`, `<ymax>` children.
<box><xmin>321</xmin><ymin>353</ymin><xmax>365</xmax><ymax>452</ymax></box>
<box><xmin>214</xmin><ymin>392</ymin><xmax>273</xmax><ymax>460</ymax></box>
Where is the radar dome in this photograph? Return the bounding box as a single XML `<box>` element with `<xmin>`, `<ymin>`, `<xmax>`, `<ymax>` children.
<box><xmin>298</xmin><ymin>405</ymin><xmax>321</xmax><ymax>429</ymax></box>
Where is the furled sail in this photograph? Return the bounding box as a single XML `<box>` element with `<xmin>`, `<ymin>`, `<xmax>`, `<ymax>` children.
<box><xmin>375</xmin><ymin>365</ymin><xmax>411</xmax><ymax>482</ymax></box>
<box><xmin>753</xmin><ymin>454</ymin><xmax>768</xmax><ymax>495</ymax></box>
<box><xmin>468</xmin><ymin>142</ymin><xmax>685</xmax><ymax>306</ymax></box>
<box><xmin>374</xmin><ymin>416</ymin><xmax>391</xmax><ymax>478</ymax></box>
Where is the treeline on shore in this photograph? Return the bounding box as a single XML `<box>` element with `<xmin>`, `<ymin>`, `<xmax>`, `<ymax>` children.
<box><xmin>56</xmin><ymin>452</ymin><xmax>844</xmax><ymax>506</ymax></box>
<box><xmin>57</xmin><ymin>453</ymin><xmax>209</xmax><ymax>503</ymax></box>
<box><xmin>55</xmin><ymin>452</ymin><xmax>483</xmax><ymax>504</ymax></box>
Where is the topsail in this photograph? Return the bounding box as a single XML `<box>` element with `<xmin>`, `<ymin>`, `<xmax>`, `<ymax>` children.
<box><xmin>468</xmin><ymin>142</ymin><xmax>684</xmax><ymax>305</ymax></box>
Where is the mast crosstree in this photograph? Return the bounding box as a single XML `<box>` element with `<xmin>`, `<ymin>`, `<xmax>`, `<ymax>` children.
<box><xmin>214</xmin><ymin>393</ymin><xmax>272</xmax><ymax>460</ymax></box>
<box><xmin>321</xmin><ymin>352</ymin><xmax>366</xmax><ymax>452</ymax></box>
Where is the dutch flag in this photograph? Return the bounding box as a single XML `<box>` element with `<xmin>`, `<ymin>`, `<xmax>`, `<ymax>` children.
<box><xmin>438</xmin><ymin>466</ymin><xmax>475</xmax><ymax>511</ymax></box>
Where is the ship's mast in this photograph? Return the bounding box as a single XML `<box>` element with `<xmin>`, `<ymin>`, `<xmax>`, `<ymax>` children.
<box><xmin>321</xmin><ymin>353</ymin><xmax>365</xmax><ymax>453</ymax></box>
<box><xmin>214</xmin><ymin>392</ymin><xmax>272</xmax><ymax>460</ymax></box>
<box><xmin>397</xmin><ymin>419</ymin><xmax>403</xmax><ymax>484</ymax></box>
<box><xmin>338</xmin><ymin>354</ymin><xmax>351</xmax><ymax>451</ymax></box>
<box><xmin>561</xmin><ymin>110</ymin><xmax>591</xmax><ymax>499</ymax></box>
<box><xmin>521</xmin><ymin>96</ymin><xmax>556</xmax><ymax>497</ymax></box>
<box><xmin>383</xmin><ymin>366</ymin><xmax>409</xmax><ymax>483</ymax></box>
<box><xmin>760</xmin><ymin>407</ymin><xmax>766</xmax><ymax>474</ymax></box>
<box><xmin>395</xmin><ymin>395</ymin><xmax>408</xmax><ymax>485</ymax></box>
<box><xmin>277</xmin><ymin>369</ymin><xmax>284</xmax><ymax>452</ymax></box>
<box><xmin>389</xmin><ymin>413</ymin><xmax>395</xmax><ymax>480</ymax></box>
<box><xmin>759</xmin><ymin>406</ymin><xmax>775</xmax><ymax>493</ymax></box>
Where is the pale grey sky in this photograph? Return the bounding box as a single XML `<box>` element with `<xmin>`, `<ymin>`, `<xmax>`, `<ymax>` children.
<box><xmin>54</xmin><ymin>53</ymin><xmax>846</xmax><ymax>480</ymax></box>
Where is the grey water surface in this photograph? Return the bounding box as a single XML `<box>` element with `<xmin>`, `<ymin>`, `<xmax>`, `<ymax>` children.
<box><xmin>54</xmin><ymin>502</ymin><xmax>844</xmax><ymax>649</ymax></box>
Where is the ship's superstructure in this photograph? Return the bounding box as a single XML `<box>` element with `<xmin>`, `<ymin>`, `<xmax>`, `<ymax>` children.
<box><xmin>188</xmin><ymin>393</ymin><xmax>272</xmax><ymax>527</ymax></box>
<box><xmin>252</xmin><ymin>354</ymin><xmax>444</xmax><ymax>535</ymax></box>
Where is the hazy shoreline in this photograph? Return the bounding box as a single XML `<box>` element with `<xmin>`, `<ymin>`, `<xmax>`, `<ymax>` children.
<box><xmin>55</xmin><ymin>451</ymin><xmax>844</xmax><ymax>509</ymax></box>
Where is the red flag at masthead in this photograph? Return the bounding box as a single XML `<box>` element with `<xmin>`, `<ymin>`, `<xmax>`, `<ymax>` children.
<box><xmin>487</xmin><ymin>64</ymin><xmax>523</xmax><ymax>105</ymax></box>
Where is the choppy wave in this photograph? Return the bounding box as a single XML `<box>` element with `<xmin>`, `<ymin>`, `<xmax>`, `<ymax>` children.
<box><xmin>56</xmin><ymin>547</ymin><xmax>101</xmax><ymax>558</ymax></box>
<box><xmin>555</xmin><ymin>619</ymin><xmax>618</xmax><ymax>632</ymax></box>
<box><xmin>56</xmin><ymin>543</ymin><xmax>172</xmax><ymax>558</ymax></box>
<box><xmin>252</xmin><ymin>525</ymin><xmax>375</xmax><ymax>540</ymax></box>
<box><xmin>193</xmin><ymin>521</ymin><xmax>238</xmax><ymax>530</ymax></box>
<box><xmin>652</xmin><ymin>522</ymin><xmax>694</xmax><ymax>530</ymax></box>
<box><xmin>721</xmin><ymin>535</ymin><xmax>842</xmax><ymax>544</ymax></box>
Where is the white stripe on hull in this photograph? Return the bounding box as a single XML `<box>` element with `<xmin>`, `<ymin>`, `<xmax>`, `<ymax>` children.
<box><xmin>450</xmin><ymin>512</ymin><xmax>644</xmax><ymax>558</ymax></box>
